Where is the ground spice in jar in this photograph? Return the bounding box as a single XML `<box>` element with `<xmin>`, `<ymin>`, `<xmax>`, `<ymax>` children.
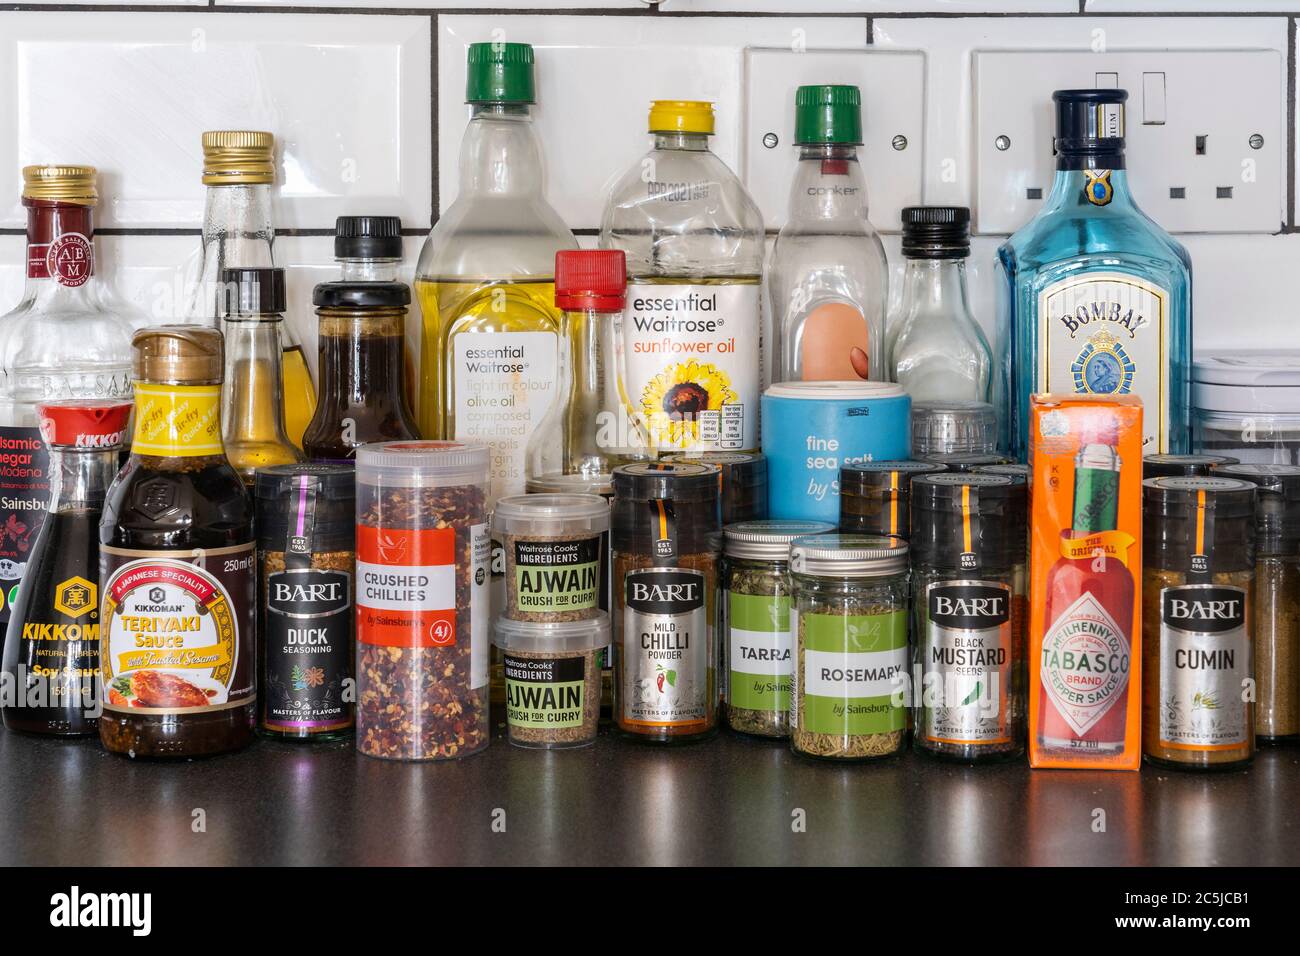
<box><xmin>494</xmin><ymin>617</ymin><xmax>608</xmax><ymax>749</ymax></box>
<box><xmin>722</xmin><ymin>520</ymin><xmax>834</xmax><ymax>738</ymax></box>
<box><xmin>839</xmin><ymin>461</ymin><xmax>944</xmax><ymax>538</ymax></box>
<box><xmin>355</xmin><ymin>441</ymin><xmax>491</xmax><ymax>760</ymax></box>
<box><xmin>493</xmin><ymin>493</ymin><xmax>609</xmax><ymax>623</ymax></box>
<box><xmin>1217</xmin><ymin>463</ymin><xmax>1300</xmax><ymax>744</ymax></box>
<box><xmin>1143</xmin><ymin>454</ymin><xmax>1239</xmax><ymax>480</ymax></box>
<box><xmin>612</xmin><ymin>462</ymin><xmax>720</xmax><ymax>743</ymax></box>
<box><xmin>910</xmin><ymin>473</ymin><xmax>1027</xmax><ymax>762</ymax></box>
<box><xmin>1142</xmin><ymin>476</ymin><xmax>1256</xmax><ymax>771</ymax></box>
<box><xmin>665</xmin><ymin>452</ymin><xmax>767</xmax><ymax>525</ymax></box>
<box><xmin>789</xmin><ymin>534</ymin><xmax>910</xmax><ymax>760</ymax></box>
<box><xmin>255</xmin><ymin>464</ymin><xmax>356</xmax><ymax>740</ymax></box>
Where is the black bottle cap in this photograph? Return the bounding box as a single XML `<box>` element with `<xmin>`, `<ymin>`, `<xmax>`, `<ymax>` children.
<box><xmin>313</xmin><ymin>280</ymin><xmax>411</xmax><ymax>309</ymax></box>
<box><xmin>612</xmin><ymin>461</ymin><xmax>719</xmax><ymax>503</ymax></box>
<box><xmin>922</xmin><ymin>452</ymin><xmax>1013</xmax><ymax>473</ymax></box>
<box><xmin>1142</xmin><ymin>476</ymin><xmax>1256</xmax><ymax>573</ymax></box>
<box><xmin>910</xmin><ymin>473</ymin><xmax>1027</xmax><ymax>570</ymax></box>
<box><xmin>1143</xmin><ymin>453</ymin><xmax>1240</xmax><ymax>480</ymax></box>
<box><xmin>255</xmin><ymin>463</ymin><xmax>356</xmax><ymax>554</ymax></box>
<box><xmin>663</xmin><ymin>452</ymin><xmax>767</xmax><ymax>524</ymax></box>
<box><xmin>901</xmin><ymin>206</ymin><xmax>970</xmax><ymax>259</ymax></box>
<box><xmin>335</xmin><ymin>215</ymin><xmax>403</xmax><ymax>260</ymax></box>
<box><xmin>1054</xmin><ymin>88</ymin><xmax>1126</xmax><ymax>151</ymax></box>
<box><xmin>221</xmin><ymin>267</ymin><xmax>286</xmax><ymax>316</ymax></box>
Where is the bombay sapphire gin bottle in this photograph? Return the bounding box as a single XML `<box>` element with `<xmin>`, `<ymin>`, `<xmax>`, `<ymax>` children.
<box><xmin>997</xmin><ymin>89</ymin><xmax>1191</xmax><ymax>458</ymax></box>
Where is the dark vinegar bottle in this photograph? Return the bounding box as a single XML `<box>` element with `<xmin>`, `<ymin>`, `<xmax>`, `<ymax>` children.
<box><xmin>99</xmin><ymin>326</ymin><xmax>257</xmax><ymax>758</ymax></box>
<box><xmin>302</xmin><ymin>281</ymin><xmax>420</xmax><ymax>463</ymax></box>
<box><xmin>1</xmin><ymin>399</ymin><xmax>132</xmax><ymax>735</ymax></box>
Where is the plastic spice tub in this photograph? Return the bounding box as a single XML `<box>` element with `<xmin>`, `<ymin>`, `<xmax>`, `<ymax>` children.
<box><xmin>494</xmin><ymin>616</ymin><xmax>610</xmax><ymax>749</ymax></box>
<box><xmin>1193</xmin><ymin>351</ymin><xmax>1300</xmax><ymax>464</ymax></box>
<box><xmin>492</xmin><ymin>493</ymin><xmax>610</xmax><ymax>623</ymax></box>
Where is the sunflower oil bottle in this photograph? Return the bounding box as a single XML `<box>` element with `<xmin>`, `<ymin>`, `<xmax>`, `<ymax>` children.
<box><xmin>601</xmin><ymin>100</ymin><xmax>765</xmax><ymax>455</ymax></box>
<box><xmin>412</xmin><ymin>41</ymin><xmax>576</xmax><ymax>504</ymax></box>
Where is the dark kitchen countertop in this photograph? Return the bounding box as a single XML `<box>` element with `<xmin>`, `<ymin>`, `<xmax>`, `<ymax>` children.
<box><xmin>2</xmin><ymin>723</ymin><xmax>1297</xmax><ymax>866</ymax></box>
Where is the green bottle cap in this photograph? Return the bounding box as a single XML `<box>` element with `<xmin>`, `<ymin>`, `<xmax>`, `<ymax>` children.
<box><xmin>794</xmin><ymin>85</ymin><xmax>862</xmax><ymax>145</ymax></box>
<box><xmin>465</xmin><ymin>42</ymin><xmax>535</xmax><ymax>104</ymax></box>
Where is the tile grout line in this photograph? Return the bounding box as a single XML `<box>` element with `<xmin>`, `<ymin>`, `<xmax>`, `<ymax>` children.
<box><xmin>1</xmin><ymin>7</ymin><xmax>1296</xmax><ymax>18</ymax></box>
<box><xmin>1290</xmin><ymin>16</ymin><xmax>1296</xmax><ymax>231</ymax></box>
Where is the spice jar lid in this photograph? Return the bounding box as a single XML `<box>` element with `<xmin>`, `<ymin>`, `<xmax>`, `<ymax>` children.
<box><xmin>313</xmin><ymin>280</ymin><xmax>411</xmax><ymax>310</ymax></box>
<box><xmin>612</xmin><ymin>461</ymin><xmax>719</xmax><ymax>502</ymax></box>
<box><xmin>911</xmin><ymin>473</ymin><xmax>1027</xmax><ymax>570</ymax></box>
<box><xmin>789</xmin><ymin>533</ymin><xmax>908</xmax><ymax>576</ymax></box>
<box><xmin>1217</xmin><ymin>463</ymin><xmax>1300</xmax><ymax>552</ymax></box>
<box><xmin>1143</xmin><ymin>453</ymin><xmax>1239</xmax><ymax>480</ymax></box>
<box><xmin>922</xmin><ymin>452</ymin><xmax>1013</xmax><ymax>473</ymax></box>
<box><xmin>723</xmin><ymin>520</ymin><xmax>836</xmax><ymax>561</ymax></box>
<box><xmin>970</xmin><ymin>462</ymin><xmax>1029</xmax><ymax>481</ymax></box>
<box><xmin>36</xmin><ymin>399</ymin><xmax>133</xmax><ymax>449</ymax></box>
<box><xmin>1143</xmin><ymin>476</ymin><xmax>1257</xmax><ymax>572</ymax></box>
<box><xmin>526</xmin><ymin>473</ymin><xmax>613</xmax><ymax>498</ymax></box>
<box><xmin>840</xmin><ymin>459</ymin><xmax>945</xmax><ymax>493</ymax></box>
<box><xmin>492</xmin><ymin>493</ymin><xmax>610</xmax><ymax>537</ymax></box>
<box><xmin>912</xmin><ymin>400</ymin><xmax>998</xmax><ymax>456</ymax></box>
<box><xmin>256</xmin><ymin>463</ymin><xmax>356</xmax><ymax>554</ymax></box>
<box><xmin>357</xmin><ymin>440</ymin><xmax>490</xmax><ymax>489</ymax></box>
<box><xmin>132</xmin><ymin>325</ymin><xmax>223</xmax><ymax>385</ymax></box>
<box><xmin>492</xmin><ymin>615</ymin><xmax>611</xmax><ymax>654</ymax></box>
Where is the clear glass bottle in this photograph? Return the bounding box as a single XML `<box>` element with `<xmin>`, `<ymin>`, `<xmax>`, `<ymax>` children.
<box><xmin>601</xmin><ymin>100</ymin><xmax>765</xmax><ymax>455</ymax></box>
<box><xmin>997</xmin><ymin>90</ymin><xmax>1192</xmax><ymax>459</ymax></box>
<box><xmin>887</xmin><ymin>207</ymin><xmax>991</xmax><ymax>402</ymax></box>
<box><xmin>413</xmin><ymin>42</ymin><xmax>575</xmax><ymax>504</ymax></box>
<box><xmin>184</xmin><ymin>131</ymin><xmax>317</xmax><ymax>449</ymax></box>
<box><xmin>767</xmin><ymin>85</ymin><xmax>888</xmax><ymax>384</ymax></box>
<box><xmin>0</xmin><ymin>165</ymin><xmax>134</xmax><ymax>630</ymax></box>
<box><xmin>528</xmin><ymin>249</ymin><xmax>642</xmax><ymax>479</ymax></box>
<box><xmin>1</xmin><ymin>399</ymin><xmax>132</xmax><ymax>736</ymax></box>
<box><xmin>220</xmin><ymin>268</ymin><xmax>303</xmax><ymax>484</ymax></box>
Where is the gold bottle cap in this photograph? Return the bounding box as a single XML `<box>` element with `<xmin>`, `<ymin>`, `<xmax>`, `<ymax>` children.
<box><xmin>201</xmin><ymin>130</ymin><xmax>275</xmax><ymax>185</ymax></box>
<box><xmin>22</xmin><ymin>165</ymin><xmax>99</xmax><ymax>205</ymax></box>
<box><xmin>133</xmin><ymin>325</ymin><xmax>224</xmax><ymax>385</ymax></box>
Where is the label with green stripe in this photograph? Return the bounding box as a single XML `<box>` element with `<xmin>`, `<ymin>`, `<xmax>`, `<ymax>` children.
<box><xmin>727</xmin><ymin>590</ymin><xmax>792</xmax><ymax>712</ymax></box>
<box><xmin>799</xmin><ymin>610</ymin><xmax>908</xmax><ymax>735</ymax></box>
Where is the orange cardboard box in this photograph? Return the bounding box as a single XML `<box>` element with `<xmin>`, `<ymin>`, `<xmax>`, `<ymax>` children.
<box><xmin>1028</xmin><ymin>394</ymin><xmax>1143</xmax><ymax>770</ymax></box>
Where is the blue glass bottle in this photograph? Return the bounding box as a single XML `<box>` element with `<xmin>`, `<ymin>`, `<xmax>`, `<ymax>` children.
<box><xmin>997</xmin><ymin>89</ymin><xmax>1191</xmax><ymax>459</ymax></box>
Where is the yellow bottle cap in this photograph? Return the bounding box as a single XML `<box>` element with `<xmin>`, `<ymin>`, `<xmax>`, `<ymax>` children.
<box><xmin>648</xmin><ymin>100</ymin><xmax>715</xmax><ymax>135</ymax></box>
<box><xmin>22</xmin><ymin>165</ymin><xmax>98</xmax><ymax>205</ymax></box>
<box><xmin>202</xmin><ymin>130</ymin><xmax>275</xmax><ymax>186</ymax></box>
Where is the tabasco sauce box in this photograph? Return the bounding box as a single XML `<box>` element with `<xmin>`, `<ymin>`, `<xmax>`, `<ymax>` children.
<box><xmin>1028</xmin><ymin>394</ymin><xmax>1143</xmax><ymax>770</ymax></box>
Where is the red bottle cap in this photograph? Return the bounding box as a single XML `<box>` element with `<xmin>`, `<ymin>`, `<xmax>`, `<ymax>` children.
<box><xmin>37</xmin><ymin>399</ymin><xmax>133</xmax><ymax>449</ymax></box>
<box><xmin>555</xmin><ymin>249</ymin><xmax>626</xmax><ymax>312</ymax></box>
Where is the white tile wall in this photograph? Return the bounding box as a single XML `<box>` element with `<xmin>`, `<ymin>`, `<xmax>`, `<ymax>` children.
<box><xmin>0</xmin><ymin>3</ymin><xmax>1295</xmax><ymax>371</ymax></box>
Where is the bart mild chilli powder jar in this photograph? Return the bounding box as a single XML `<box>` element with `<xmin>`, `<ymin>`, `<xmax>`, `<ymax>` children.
<box><xmin>612</xmin><ymin>462</ymin><xmax>720</xmax><ymax>743</ymax></box>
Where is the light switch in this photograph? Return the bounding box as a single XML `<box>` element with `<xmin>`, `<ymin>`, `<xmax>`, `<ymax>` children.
<box><xmin>1142</xmin><ymin>72</ymin><xmax>1167</xmax><ymax>126</ymax></box>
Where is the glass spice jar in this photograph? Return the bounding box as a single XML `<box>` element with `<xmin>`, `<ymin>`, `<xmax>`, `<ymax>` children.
<box><xmin>664</xmin><ymin>452</ymin><xmax>768</xmax><ymax>525</ymax></box>
<box><xmin>255</xmin><ymin>463</ymin><xmax>356</xmax><ymax>740</ymax></box>
<box><xmin>1143</xmin><ymin>453</ymin><xmax>1239</xmax><ymax>481</ymax></box>
<box><xmin>494</xmin><ymin>616</ymin><xmax>609</xmax><ymax>749</ymax></box>
<box><xmin>354</xmin><ymin>441</ymin><xmax>491</xmax><ymax>760</ymax></box>
<box><xmin>789</xmin><ymin>534</ymin><xmax>910</xmax><ymax>760</ymax></box>
<box><xmin>910</xmin><ymin>473</ymin><xmax>1027</xmax><ymax>762</ymax></box>
<box><xmin>1217</xmin><ymin>463</ymin><xmax>1300</xmax><ymax>745</ymax></box>
<box><xmin>1142</xmin><ymin>476</ymin><xmax>1257</xmax><ymax>771</ymax></box>
<box><xmin>612</xmin><ymin>462</ymin><xmax>720</xmax><ymax>743</ymax></box>
<box><xmin>721</xmin><ymin>519</ymin><xmax>834</xmax><ymax>738</ymax></box>
<box><xmin>839</xmin><ymin>460</ymin><xmax>944</xmax><ymax>538</ymax></box>
<box><xmin>921</xmin><ymin>452</ymin><xmax>1013</xmax><ymax>473</ymax></box>
<box><xmin>971</xmin><ymin>462</ymin><xmax>1029</xmax><ymax>481</ymax></box>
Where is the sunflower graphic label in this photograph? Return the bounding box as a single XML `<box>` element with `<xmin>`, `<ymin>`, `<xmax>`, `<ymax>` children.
<box><xmin>623</xmin><ymin>280</ymin><xmax>760</xmax><ymax>453</ymax></box>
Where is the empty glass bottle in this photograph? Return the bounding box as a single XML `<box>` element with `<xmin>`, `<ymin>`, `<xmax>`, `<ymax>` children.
<box><xmin>886</xmin><ymin>206</ymin><xmax>991</xmax><ymax>404</ymax></box>
<box><xmin>767</xmin><ymin>85</ymin><xmax>888</xmax><ymax>384</ymax></box>
<box><xmin>602</xmin><ymin>100</ymin><xmax>764</xmax><ymax>454</ymax></box>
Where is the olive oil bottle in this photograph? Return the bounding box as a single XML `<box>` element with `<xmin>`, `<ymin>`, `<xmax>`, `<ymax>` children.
<box><xmin>412</xmin><ymin>42</ymin><xmax>575</xmax><ymax>505</ymax></box>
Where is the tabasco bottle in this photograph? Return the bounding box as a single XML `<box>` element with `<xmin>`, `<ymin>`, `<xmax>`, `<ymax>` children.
<box><xmin>1029</xmin><ymin>394</ymin><xmax>1143</xmax><ymax>770</ymax></box>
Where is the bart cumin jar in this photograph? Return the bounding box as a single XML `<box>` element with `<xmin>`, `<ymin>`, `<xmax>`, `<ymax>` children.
<box><xmin>612</xmin><ymin>462</ymin><xmax>720</xmax><ymax>743</ymax></box>
<box><xmin>1142</xmin><ymin>476</ymin><xmax>1256</xmax><ymax>771</ymax></box>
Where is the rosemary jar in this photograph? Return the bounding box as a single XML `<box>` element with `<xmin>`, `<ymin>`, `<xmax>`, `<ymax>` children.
<box><xmin>789</xmin><ymin>534</ymin><xmax>910</xmax><ymax>760</ymax></box>
<box><xmin>722</xmin><ymin>519</ymin><xmax>834</xmax><ymax>738</ymax></box>
<box><xmin>838</xmin><ymin>460</ymin><xmax>943</xmax><ymax>538</ymax></box>
<box><xmin>612</xmin><ymin>462</ymin><xmax>720</xmax><ymax>743</ymax></box>
<box><xmin>911</xmin><ymin>473</ymin><xmax>1027</xmax><ymax>762</ymax></box>
<box><xmin>1142</xmin><ymin>476</ymin><xmax>1257</xmax><ymax>771</ymax></box>
<box><xmin>1217</xmin><ymin>463</ymin><xmax>1300</xmax><ymax>744</ymax></box>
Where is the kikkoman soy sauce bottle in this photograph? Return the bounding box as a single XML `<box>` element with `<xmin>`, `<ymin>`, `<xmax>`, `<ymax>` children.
<box><xmin>99</xmin><ymin>327</ymin><xmax>256</xmax><ymax>758</ymax></box>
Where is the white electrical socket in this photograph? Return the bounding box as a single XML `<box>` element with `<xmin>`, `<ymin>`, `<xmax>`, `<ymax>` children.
<box><xmin>973</xmin><ymin>49</ymin><xmax>1284</xmax><ymax>236</ymax></box>
<box><xmin>742</xmin><ymin>48</ymin><xmax>926</xmax><ymax>233</ymax></box>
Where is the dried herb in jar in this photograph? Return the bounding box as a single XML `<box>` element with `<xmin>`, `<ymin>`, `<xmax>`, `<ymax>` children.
<box><xmin>495</xmin><ymin>617</ymin><xmax>608</xmax><ymax>749</ymax></box>
<box><xmin>355</xmin><ymin>441</ymin><xmax>491</xmax><ymax>760</ymax></box>
<box><xmin>839</xmin><ymin>460</ymin><xmax>944</xmax><ymax>538</ymax></box>
<box><xmin>790</xmin><ymin>534</ymin><xmax>910</xmax><ymax>760</ymax></box>
<box><xmin>1142</xmin><ymin>476</ymin><xmax>1256</xmax><ymax>771</ymax></box>
<box><xmin>612</xmin><ymin>462</ymin><xmax>720</xmax><ymax>743</ymax></box>
<box><xmin>493</xmin><ymin>493</ymin><xmax>609</xmax><ymax>623</ymax></box>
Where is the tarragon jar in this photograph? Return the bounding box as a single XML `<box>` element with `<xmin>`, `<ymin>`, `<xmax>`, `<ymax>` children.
<box><xmin>911</xmin><ymin>473</ymin><xmax>1027</xmax><ymax>762</ymax></box>
<box><xmin>721</xmin><ymin>519</ymin><xmax>833</xmax><ymax>738</ymax></box>
<box><xmin>354</xmin><ymin>441</ymin><xmax>491</xmax><ymax>760</ymax></box>
<box><xmin>789</xmin><ymin>534</ymin><xmax>910</xmax><ymax>760</ymax></box>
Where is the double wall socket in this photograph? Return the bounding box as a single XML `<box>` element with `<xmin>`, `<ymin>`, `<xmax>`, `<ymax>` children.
<box><xmin>974</xmin><ymin>49</ymin><xmax>1284</xmax><ymax>235</ymax></box>
<box><xmin>742</xmin><ymin>48</ymin><xmax>926</xmax><ymax>233</ymax></box>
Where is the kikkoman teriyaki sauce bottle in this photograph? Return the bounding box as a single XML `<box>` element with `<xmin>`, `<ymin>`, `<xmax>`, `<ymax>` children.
<box><xmin>98</xmin><ymin>327</ymin><xmax>256</xmax><ymax>758</ymax></box>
